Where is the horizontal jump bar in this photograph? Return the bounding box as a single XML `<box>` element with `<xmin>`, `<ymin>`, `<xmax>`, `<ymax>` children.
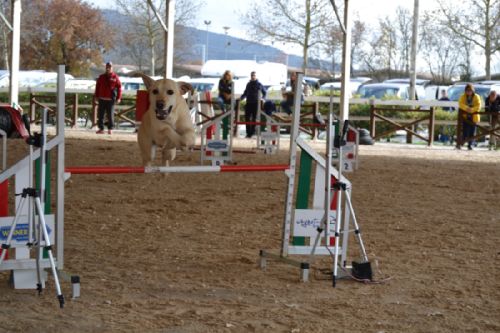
<box><xmin>65</xmin><ymin>164</ymin><xmax>289</xmax><ymax>174</ymax></box>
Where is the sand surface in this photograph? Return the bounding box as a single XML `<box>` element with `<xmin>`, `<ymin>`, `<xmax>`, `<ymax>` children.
<box><xmin>0</xmin><ymin>129</ymin><xmax>499</xmax><ymax>333</ymax></box>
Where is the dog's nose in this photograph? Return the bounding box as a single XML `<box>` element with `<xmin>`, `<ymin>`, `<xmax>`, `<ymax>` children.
<box><xmin>156</xmin><ymin>101</ymin><xmax>164</xmax><ymax>109</ymax></box>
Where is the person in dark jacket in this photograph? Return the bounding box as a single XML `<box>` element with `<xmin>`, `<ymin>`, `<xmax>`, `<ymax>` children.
<box><xmin>438</xmin><ymin>89</ymin><xmax>454</xmax><ymax>111</ymax></box>
<box><xmin>485</xmin><ymin>90</ymin><xmax>500</xmax><ymax>150</ymax></box>
<box><xmin>240</xmin><ymin>71</ymin><xmax>266</xmax><ymax>138</ymax></box>
<box><xmin>94</xmin><ymin>62</ymin><xmax>122</xmax><ymax>134</ymax></box>
<box><xmin>217</xmin><ymin>70</ymin><xmax>233</xmax><ymax>112</ymax></box>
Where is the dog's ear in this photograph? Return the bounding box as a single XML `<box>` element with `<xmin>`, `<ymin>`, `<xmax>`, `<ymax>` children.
<box><xmin>177</xmin><ymin>82</ymin><xmax>193</xmax><ymax>95</ymax></box>
<box><xmin>129</xmin><ymin>71</ymin><xmax>155</xmax><ymax>90</ymax></box>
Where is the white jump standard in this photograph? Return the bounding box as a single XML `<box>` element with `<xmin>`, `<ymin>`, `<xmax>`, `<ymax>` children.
<box><xmin>259</xmin><ymin>73</ymin><xmax>372</xmax><ymax>285</ymax></box>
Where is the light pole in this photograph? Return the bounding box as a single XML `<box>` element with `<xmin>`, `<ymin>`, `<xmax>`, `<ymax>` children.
<box><xmin>223</xmin><ymin>26</ymin><xmax>230</xmax><ymax>60</ymax></box>
<box><xmin>204</xmin><ymin>20</ymin><xmax>211</xmax><ymax>63</ymax></box>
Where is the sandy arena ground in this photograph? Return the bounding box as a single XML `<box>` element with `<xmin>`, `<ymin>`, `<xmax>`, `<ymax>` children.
<box><xmin>0</xmin><ymin>128</ymin><xmax>499</xmax><ymax>333</ymax></box>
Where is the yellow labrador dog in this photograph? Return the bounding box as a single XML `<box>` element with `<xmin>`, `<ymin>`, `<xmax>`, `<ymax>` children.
<box><xmin>134</xmin><ymin>73</ymin><xmax>195</xmax><ymax>166</ymax></box>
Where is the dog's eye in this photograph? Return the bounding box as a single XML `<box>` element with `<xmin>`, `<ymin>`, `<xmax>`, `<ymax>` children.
<box><xmin>152</xmin><ymin>89</ymin><xmax>159</xmax><ymax>95</ymax></box>
<box><xmin>167</xmin><ymin>89</ymin><xmax>174</xmax><ymax>95</ymax></box>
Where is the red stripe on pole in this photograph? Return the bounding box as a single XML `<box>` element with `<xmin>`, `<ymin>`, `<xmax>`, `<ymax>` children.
<box><xmin>220</xmin><ymin>164</ymin><xmax>289</xmax><ymax>172</ymax></box>
<box><xmin>0</xmin><ymin>180</ymin><xmax>8</xmax><ymax>216</ymax></box>
<box><xmin>1</xmin><ymin>180</ymin><xmax>9</xmax><ymax>259</ymax></box>
<box><xmin>65</xmin><ymin>166</ymin><xmax>145</xmax><ymax>174</ymax></box>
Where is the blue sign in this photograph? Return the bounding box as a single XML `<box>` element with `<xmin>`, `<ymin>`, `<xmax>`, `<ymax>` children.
<box><xmin>0</xmin><ymin>223</ymin><xmax>52</xmax><ymax>242</ymax></box>
<box><xmin>207</xmin><ymin>141</ymin><xmax>228</xmax><ymax>151</ymax></box>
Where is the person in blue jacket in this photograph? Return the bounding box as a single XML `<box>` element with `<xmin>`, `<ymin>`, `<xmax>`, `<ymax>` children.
<box><xmin>240</xmin><ymin>71</ymin><xmax>266</xmax><ymax>138</ymax></box>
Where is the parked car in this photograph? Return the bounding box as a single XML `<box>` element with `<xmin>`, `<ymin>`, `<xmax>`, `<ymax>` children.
<box><xmin>303</xmin><ymin>76</ymin><xmax>320</xmax><ymax>90</ymax></box>
<box><xmin>357</xmin><ymin>82</ymin><xmax>414</xmax><ymax>99</ymax></box>
<box><xmin>447</xmin><ymin>82</ymin><xmax>500</xmax><ymax>102</ymax></box>
<box><xmin>383</xmin><ymin>78</ymin><xmax>428</xmax><ymax>99</ymax></box>
<box><xmin>425</xmin><ymin>85</ymin><xmax>451</xmax><ymax>100</ymax></box>
<box><xmin>320</xmin><ymin>77</ymin><xmax>372</xmax><ymax>95</ymax></box>
<box><xmin>383</xmin><ymin>78</ymin><xmax>431</xmax><ymax>86</ymax></box>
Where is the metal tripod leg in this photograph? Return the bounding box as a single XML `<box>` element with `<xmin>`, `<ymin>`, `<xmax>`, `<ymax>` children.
<box><xmin>344</xmin><ymin>190</ymin><xmax>368</xmax><ymax>262</ymax></box>
<box><xmin>33</xmin><ymin>195</ymin><xmax>65</xmax><ymax>308</ymax></box>
<box><xmin>307</xmin><ymin>215</ymin><xmax>327</xmax><ymax>263</ymax></box>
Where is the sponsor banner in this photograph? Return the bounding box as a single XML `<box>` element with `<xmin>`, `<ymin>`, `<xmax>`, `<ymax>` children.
<box><xmin>0</xmin><ymin>215</ymin><xmax>55</xmax><ymax>247</ymax></box>
<box><xmin>293</xmin><ymin>209</ymin><xmax>336</xmax><ymax>238</ymax></box>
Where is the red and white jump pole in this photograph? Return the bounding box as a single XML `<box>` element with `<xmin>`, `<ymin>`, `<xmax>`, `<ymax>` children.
<box><xmin>65</xmin><ymin>164</ymin><xmax>289</xmax><ymax>175</ymax></box>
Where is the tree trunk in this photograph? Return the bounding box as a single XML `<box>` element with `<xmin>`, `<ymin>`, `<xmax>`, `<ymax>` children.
<box><xmin>302</xmin><ymin>0</ymin><xmax>311</xmax><ymax>74</ymax></box>
<box><xmin>484</xmin><ymin>5</ymin><xmax>491</xmax><ymax>80</ymax></box>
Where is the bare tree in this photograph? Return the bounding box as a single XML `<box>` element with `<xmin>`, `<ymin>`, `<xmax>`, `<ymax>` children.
<box><xmin>356</xmin><ymin>7</ymin><xmax>413</xmax><ymax>78</ymax></box>
<box><xmin>0</xmin><ymin>1</ymin><xmax>11</xmax><ymax>70</ymax></box>
<box><xmin>437</xmin><ymin>0</ymin><xmax>500</xmax><ymax>80</ymax></box>
<box><xmin>419</xmin><ymin>11</ymin><xmax>466</xmax><ymax>83</ymax></box>
<box><xmin>243</xmin><ymin>0</ymin><xmax>333</xmax><ymax>73</ymax></box>
<box><xmin>396</xmin><ymin>7</ymin><xmax>412</xmax><ymax>74</ymax></box>
<box><xmin>114</xmin><ymin>0</ymin><xmax>204</xmax><ymax>76</ymax></box>
<box><xmin>350</xmin><ymin>19</ymin><xmax>367</xmax><ymax>74</ymax></box>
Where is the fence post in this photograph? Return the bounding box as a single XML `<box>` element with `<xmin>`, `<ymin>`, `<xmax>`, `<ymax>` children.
<box><xmin>369</xmin><ymin>104</ymin><xmax>375</xmax><ymax>138</ymax></box>
<box><xmin>312</xmin><ymin>102</ymin><xmax>319</xmax><ymax>140</ymax></box>
<box><xmin>233</xmin><ymin>100</ymin><xmax>240</xmax><ymax>136</ymax></box>
<box><xmin>72</xmin><ymin>93</ymin><xmax>78</xmax><ymax>128</ymax></box>
<box><xmin>456</xmin><ymin>109</ymin><xmax>463</xmax><ymax>147</ymax></box>
<box><xmin>406</xmin><ymin>123</ymin><xmax>413</xmax><ymax>144</ymax></box>
<box><xmin>30</xmin><ymin>93</ymin><xmax>36</xmax><ymax>123</ymax></box>
<box><xmin>429</xmin><ymin>107</ymin><xmax>435</xmax><ymax>146</ymax></box>
<box><xmin>91</xmin><ymin>96</ymin><xmax>98</xmax><ymax>128</ymax></box>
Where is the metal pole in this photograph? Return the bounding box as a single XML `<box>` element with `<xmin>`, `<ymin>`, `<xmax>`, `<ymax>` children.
<box><xmin>56</xmin><ymin>64</ymin><xmax>65</xmax><ymax>268</ymax></box>
<box><xmin>409</xmin><ymin>0</ymin><xmax>419</xmax><ymax>100</ymax></box>
<box><xmin>9</xmin><ymin>0</ymin><xmax>21</xmax><ymax>106</ymax></box>
<box><xmin>339</xmin><ymin>0</ymin><xmax>352</xmax><ymax>121</ymax></box>
<box><xmin>164</xmin><ymin>0</ymin><xmax>175</xmax><ymax>78</ymax></box>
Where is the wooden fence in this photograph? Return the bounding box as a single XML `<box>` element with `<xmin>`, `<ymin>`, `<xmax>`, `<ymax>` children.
<box><xmin>14</xmin><ymin>89</ymin><xmax>498</xmax><ymax>146</ymax></box>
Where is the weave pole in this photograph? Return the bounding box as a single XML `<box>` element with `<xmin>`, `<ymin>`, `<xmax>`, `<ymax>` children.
<box><xmin>65</xmin><ymin>164</ymin><xmax>289</xmax><ymax>175</ymax></box>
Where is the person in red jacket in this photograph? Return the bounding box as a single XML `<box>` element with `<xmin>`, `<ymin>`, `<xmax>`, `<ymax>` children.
<box><xmin>94</xmin><ymin>62</ymin><xmax>122</xmax><ymax>134</ymax></box>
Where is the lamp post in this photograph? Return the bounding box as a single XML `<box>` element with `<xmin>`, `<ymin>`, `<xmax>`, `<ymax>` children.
<box><xmin>223</xmin><ymin>26</ymin><xmax>230</xmax><ymax>60</ymax></box>
<box><xmin>204</xmin><ymin>20</ymin><xmax>211</xmax><ymax>63</ymax></box>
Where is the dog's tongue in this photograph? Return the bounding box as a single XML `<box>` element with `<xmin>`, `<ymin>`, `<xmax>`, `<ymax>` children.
<box><xmin>156</xmin><ymin>105</ymin><xmax>173</xmax><ymax>120</ymax></box>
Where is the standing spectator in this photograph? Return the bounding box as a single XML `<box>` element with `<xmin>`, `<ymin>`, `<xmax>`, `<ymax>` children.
<box><xmin>457</xmin><ymin>83</ymin><xmax>481</xmax><ymax>150</ymax></box>
<box><xmin>240</xmin><ymin>71</ymin><xmax>266</xmax><ymax>138</ymax></box>
<box><xmin>485</xmin><ymin>90</ymin><xmax>500</xmax><ymax>150</ymax></box>
<box><xmin>217</xmin><ymin>70</ymin><xmax>233</xmax><ymax>113</ymax></box>
<box><xmin>438</xmin><ymin>89</ymin><xmax>454</xmax><ymax>111</ymax></box>
<box><xmin>94</xmin><ymin>62</ymin><xmax>122</xmax><ymax>134</ymax></box>
<box><xmin>280</xmin><ymin>72</ymin><xmax>304</xmax><ymax>115</ymax></box>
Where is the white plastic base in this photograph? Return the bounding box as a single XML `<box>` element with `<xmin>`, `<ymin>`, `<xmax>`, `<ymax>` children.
<box><xmin>13</xmin><ymin>269</ymin><xmax>47</xmax><ymax>289</ymax></box>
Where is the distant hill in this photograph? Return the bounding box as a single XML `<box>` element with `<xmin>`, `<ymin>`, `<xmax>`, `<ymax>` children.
<box><xmin>100</xmin><ymin>9</ymin><xmax>336</xmax><ymax>77</ymax></box>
